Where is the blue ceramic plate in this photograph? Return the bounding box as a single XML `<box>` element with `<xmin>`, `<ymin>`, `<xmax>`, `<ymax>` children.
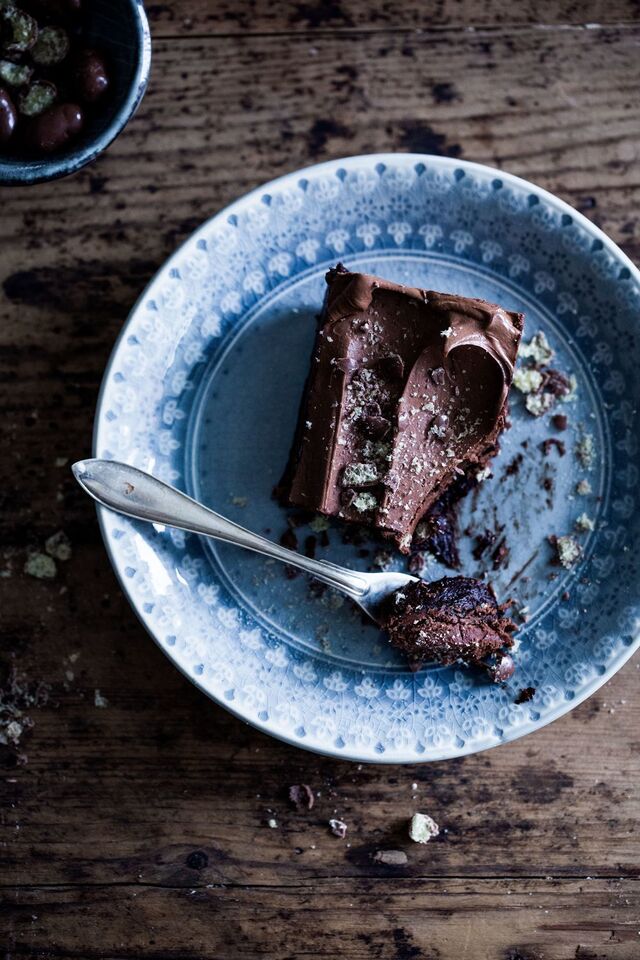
<box><xmin>94</xmin><ymin>155</ymin><xmax>640</xmax><ymax>763</ymax></box>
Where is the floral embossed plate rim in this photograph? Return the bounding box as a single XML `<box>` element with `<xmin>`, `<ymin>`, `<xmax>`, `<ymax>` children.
<box><xmin>93</xmin><ymin>154</ymin><xmax>640</xmax><ymax>763</ymax></box>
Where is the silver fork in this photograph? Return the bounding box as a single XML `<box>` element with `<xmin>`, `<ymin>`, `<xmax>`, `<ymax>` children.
<box><xmin>72</xmin><ymin>459</ymin><xmax>418</xmax><ymax>623</ymax></box>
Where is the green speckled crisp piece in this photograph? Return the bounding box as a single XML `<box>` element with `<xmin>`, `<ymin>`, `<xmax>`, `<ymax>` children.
<box><xmin>1</xmin><ymin>6</ymin><xmax>37</xmax><ymax>54</ymax></box>
<box><xmin>24</xmin><ymin>552</ymin><xmax>56</xmax><ymax>579</ymax></box>
<box><xmin>0</xmin><ymin>59</ymin><xmax>32</xmax><ymax>87</ymax></box>
<box><xmin>32</xmin><ymin>26</ymin><xmax>69</xmax><ymax>66</ymax></box>
<box><xmin>45</xmin><ymin>530</ymin><xmax>72</xmax><ymax>562</ymax></box>
<box><xmin>409</xmin><ymin>813</ymin><xmax>440</xmax><ymax>844</ymax></box>
<box><xmin>18</xmin><ymin>79</ymin><xmax>56</xmax><ymax>117</ymax></box>
<box><xmin>342</xmin><ymin>462</ymin><xmax>378</xmax><ymax>487</ymax></box>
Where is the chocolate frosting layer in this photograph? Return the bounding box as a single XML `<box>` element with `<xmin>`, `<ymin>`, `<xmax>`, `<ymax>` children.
<box><xmin>379</xmin><ymin>576</ymin><xmax>517</xmax><ymax>673</ymax></box>
<box><xmin>284</xmin><ymin>265</ymin><xmax>523</xmax><ymax>551</ymax></box>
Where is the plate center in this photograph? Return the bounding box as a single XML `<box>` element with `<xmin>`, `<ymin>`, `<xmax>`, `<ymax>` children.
<box><xmin>187</xmin><ymin>253</ymin><xmax>607</xmax><ymax>670</ymax></box>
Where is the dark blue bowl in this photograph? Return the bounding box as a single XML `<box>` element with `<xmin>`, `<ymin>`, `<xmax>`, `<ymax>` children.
<box><xmin>0</xmin><ymin>0</ymin><xmax>151</xmax><ymax>185</ymax></box>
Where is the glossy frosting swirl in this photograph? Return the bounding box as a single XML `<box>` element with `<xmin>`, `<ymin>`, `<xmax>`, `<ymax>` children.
<box><xmin>284</xmin><ymin>265</ymin><xmax>524</xmax><ymax>552</ymax></box>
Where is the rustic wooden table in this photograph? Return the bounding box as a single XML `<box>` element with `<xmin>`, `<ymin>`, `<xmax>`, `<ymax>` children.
<box><xmin>2</xmin><ymin>2</ymin><xmax>640</xmax><ymax>957</ymax></box>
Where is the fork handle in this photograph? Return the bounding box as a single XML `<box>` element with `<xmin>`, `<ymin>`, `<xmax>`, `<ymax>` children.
<box><xmin>72</xmin><ymin>459</ymin><xmax>370</xmax><ymax>600</ymax></box>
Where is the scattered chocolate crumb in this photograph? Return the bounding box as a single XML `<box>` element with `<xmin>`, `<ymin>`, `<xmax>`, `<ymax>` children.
<box><xmin>515</xmin><ymin>686</ymin><xmax>536</xmax><ymax>704</ymax></box>
<box><xmin>542</xmin><ymin>367</ymin><xmax>572</xmax><ymax>399</ymax></box>
<box><xmin>284</xmin><ymin>565</ymin><xmax>299</xmax><ymax>580</ymax></box>
<box><xmin>552</xmin><ymin>413</ymin><xmax>568</xmax><ymax>431</ymax></box>
<box><xmin>541</xmin><ymin>438</ymin><xmax>566</xmax><ymax>457</ymax></box>
<box><xmin>373</xmin><ymin>850</ymin><xmax>408</xmax><ymax>866</ymax></box>
<box><xmin>329</xmin><ymin>818</ymin><xmax>347</xmax><ymax>839</ymax></box>
<box><xmin>504</xmin><ymin>453</ymin><xmax>523</xmax><ymax>477</ymax></box>
<box><xmin>491</xmin><ymin>537</ymin><xmax>510</xmax><ymax>570</ymax></box>
<box><xmin>505</xmin><ymin>551</ymin><xmax>539</xmax><ymax>590</ymax></box>
<box><xmin>472</xmin><ymin>529</ymin><xmax>497</xmax><ymax>560</ymax></box>
<box><xmin>289</xmin><ymin>784</ymin><xmax>315</xmax><ymax>811</ymax></box>
<box><xmin>358</xmin><ymin>607</ymin><xmax>373</xmax><ymax>627</ymax></box>
<box><xmin>304</xmin><ymin>535</ymin><xmax>317</xmax><ymax>559</ymax></box>
<box><xmin>280</xmin><ymin>528</ymin><xmax>298</xmax><ymax>551</ymax></box>
<box><xmin>319</xmin><ymin>529</ymin><xmax>330</xmax><ymax>548</ymax></box>
<box><xmin>357</xmin><ymin>548</ymin><xmax>370</xmax><ymax>558</ymax></box>
<box><xmin>561</xmin><ymin>591</ymin><xmax>570</xmax><ymax>601</ymax></box>
<box><xmin>309</xmin><ymin>580</ymin><xmax>327</xmax><ymax>599</ymax></box>
<box><xmin>342</xmin><ymin>525</ymin><xmax>368</xmax><ymax>546</ymax></box>
<box><xmin>542</xmin><ymin>476</ymin><xmax>554</xmax><ymax>493</ymax></box>
<box><xmin>287</xmin><ymin>510</ymin><xmax>315</xmax><ymax>529</ymax></box>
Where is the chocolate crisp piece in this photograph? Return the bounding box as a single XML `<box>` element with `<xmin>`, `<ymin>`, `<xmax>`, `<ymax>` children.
<box><xmin>552</xmin><ymin>413</ymin><xmax>568</xmax><ymax>431</ymax></box>
<box><xmin>280</xmin><ymin>265</ymin><xmax>524</xmax><ymax>553</ymax></box>
<box><xmin>289</xmin><ymin>784</ymin><xmax>315</xmax><ymax>811</ymax></box>
<box><xmin>280</xmin><ymin>528</ymin><xmax>298</xmax><ymax>551</ymax></box>
<box><xmin>491</xmin><ymin>537</ymin><xmax>510</xmax><ymax>570</ymax></box>
<box><xmin>472</xmin><ymin>529</ymin><xmax>497</xmax><ymax>560</ymax></box>
<box><xmin>515</xmin><ymin>686</ymin><xmax>536</xmax><ymax>704</ymax></box>
<box><xmin>541</xmin><ymin>438</ymin><xmax>566</xmax><ymax>457</ymax></box>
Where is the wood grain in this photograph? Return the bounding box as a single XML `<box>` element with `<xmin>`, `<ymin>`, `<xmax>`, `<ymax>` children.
<box><xmin>5</xmin><ymin>880</ymin><xmax>640</xmax><ymax>960</ymax></box>
<box><xmin>0</xmin><ymin>27</ymin><xmax>638</xmax><ymax>276</ymax></box>
<box><xmin>1</xmin><ymin>26</ymin><xmax>639</xmax><ymax>536</ymax></box>
<box><xmin>1</xmin><ymin>2</ymin><xmax>639</xmax><ymax>958</ymax></box>
<box><xmin>146</xmin><ymin>0</ymin><xmax>640</xmax><ymax>35</ymax></box>
<box><xmin>2</xmin><ymin>637</ymin><xmax>639</xmax><ymax>887</ymax></box>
